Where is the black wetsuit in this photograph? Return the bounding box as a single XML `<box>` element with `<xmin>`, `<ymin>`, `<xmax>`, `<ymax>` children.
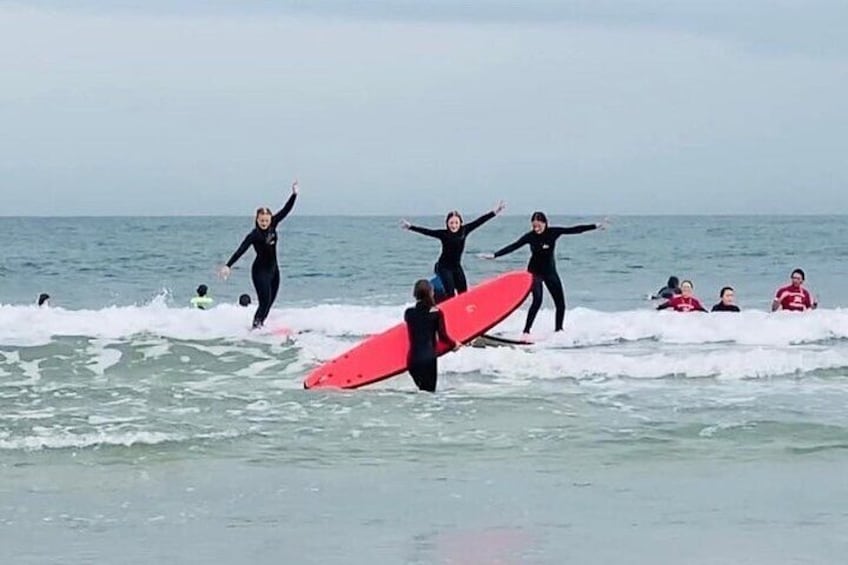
<box><xmin>409</xmin><ymin>212</ymin><xmax>496</xmax><ymax>298</ymax></box>
<box><xmin>711</xmin><ymin>302</ymin><xmax>741</xmax><ymax>312</ymax></box>
<box><xmin>404</xmin><ymin>302</ymin><xmax>457</xmax><ymax>392</ymax></box>
<box><xmin>494</xmin><ymin>224</ymin><xmax>598</xmax><ymax>333</ymax></box>
<box><xmin>226</xmin><ymin>194</ymin><xmax>297</xmax><ymax>328</ymax></box>
<box><xmin>653</xmin><ymin>286</ymin><xmax>682</xmax><ymax>300</ymax></box>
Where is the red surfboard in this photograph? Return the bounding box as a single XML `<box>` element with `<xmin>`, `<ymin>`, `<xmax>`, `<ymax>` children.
<box><xmin>303</xmin><ymin>270</ymin><xmax>533</xmax><ymax>390</ymax></box>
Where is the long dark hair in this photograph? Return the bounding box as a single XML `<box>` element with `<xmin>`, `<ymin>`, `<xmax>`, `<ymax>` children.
<box><xmin>445</xmin><ymin>210</ymin><xmax>463</xmax><ymax>228</ymax></box>
<box><xmin>530</xmin><ymin>211</ymin><xmax>548</xmax><ymax>226</ymax></box>
<box><xmin>413</xmin><ymin>279</ymin><xmax>435</xmax><ymax>308</ymax></box>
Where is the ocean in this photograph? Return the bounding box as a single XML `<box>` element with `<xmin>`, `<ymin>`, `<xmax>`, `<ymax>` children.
<box><xmin>1</xmin><ymin>215</ymin><xmax>847</xmax><ymax>564</ymax></box>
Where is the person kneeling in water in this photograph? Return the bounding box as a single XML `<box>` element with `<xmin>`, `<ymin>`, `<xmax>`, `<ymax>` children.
<box><xmin>404</xmin><ymin>279</ymin><xmax>461</xmax><ymax>392</ymax></box>
<box><xmin>711</xmin><ymin>286</ymin><xmax>740</xmax><ymax>312</ymax></box>
<box><xmin>656</xmin><ymin>280</ymin><xmax>707</xmax><ymax>312</ymax></box>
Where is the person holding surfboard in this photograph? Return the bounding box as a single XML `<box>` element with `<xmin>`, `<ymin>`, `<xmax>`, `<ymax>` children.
<box><xmin>401</xmin><ymin>201</ymin><xmax>506</xmax><ymax>301</ymax></box>
<box><xmin>481</xmin><ymin>212</ymin><xmax>608</xmax><ymax>341</ymax></box>
<box><xmin>404</xmin><ymin>279</ymin><xmax>462</xmax><ymax>392</ymax></box>
<box><xmin>219</xmin><ymin>179</ymin><xmax>299</xmax><ymax>329</ymax></box>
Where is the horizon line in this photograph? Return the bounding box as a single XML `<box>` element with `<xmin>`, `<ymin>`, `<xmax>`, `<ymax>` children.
<box><xmin>1</xmin><ymin>212</ymin><xmax>847</xmax><ymax>219</ymax></box>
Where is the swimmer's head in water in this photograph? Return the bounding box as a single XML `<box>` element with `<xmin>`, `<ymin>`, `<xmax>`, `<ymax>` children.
<box><xmin>196</xmin><ymin>284</ymin><xmax>208</xmax><ymax>297</ymax></box>
<box><xmin>413</xmin><ymin>279</ymin><xmax>436</xmax><ymax>308</ymax></box>
<box><xmin>720</xmin><ymin>286</ymin><xmax>735</xmax><ymax>304</ymax></box>
<box><xmin>530</xmin><ymin>211</ymin><xmax>548</xmax><ymax>233</ymax></box>
<box><xmin>791</xmin><ymin>268</ymin><xmax>805</xmax><ymax>286</ymax></box>
<box><xmin>255</xmin><ymin>207</ymin><xmax>273</xmax><ymax>230</ymax></box>
<box><xmin>680</xmin><ymin>280</ymin><xmax>694</xmax><ymax>296</ymax></box>
<box><xmin>667</xmin><ymin>276</ymin><xmax>680</xmax><ymax>289</ymax></box>
<box><xmin>445</xmin><ymin>211</ymin><xmax>463</xmax><ymax>232</ymax></box>
<box><xmin>37</xmin><ymin>293</ymin><xmax>50</xmax><ymax>307</ymax></box>
<box><xmin>238</xmin><ymin>294</ymin><xmax>251</xmax><ymax>307</ymax></box>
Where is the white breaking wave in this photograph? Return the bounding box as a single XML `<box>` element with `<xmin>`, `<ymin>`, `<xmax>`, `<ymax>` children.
<box><xmin>0</xmin><ymin>428</ymin><xmax>241</xmax><ymax>451</ymax></box>
<box><xmin>1</xmin><ymin>302</ymin><xmax>846</xmax><ymax>347</ymax></box>
<box><xmin>0</xmin><ymin>302</ymin><xmax>846</xmax><ymax>387</ymax></box>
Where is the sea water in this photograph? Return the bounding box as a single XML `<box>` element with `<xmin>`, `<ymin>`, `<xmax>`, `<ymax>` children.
<box><xmin>1</xmin><ymin>215</ymin><xmax>847</xmax><ymax>564</ymax></box>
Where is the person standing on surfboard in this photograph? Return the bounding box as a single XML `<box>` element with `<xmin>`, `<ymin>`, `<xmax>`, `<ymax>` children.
<box><xmin>404</xmin><ymin>279</ymin><xmax>461</xmax><ymax>392</ymax></box>
<box><xmin>219</xmin><ymin>180</ymin><xmax>299</xmax><ymax>329</ymax></box>
<box><xmin>400</xmin><ymin>201</ymin><xmax>506</xmax><ymax>301</ymax></box>
<box><xmin>481</xmin><ymin>212</ymin><xmax>608</xmax><ymax>341</ymax></box>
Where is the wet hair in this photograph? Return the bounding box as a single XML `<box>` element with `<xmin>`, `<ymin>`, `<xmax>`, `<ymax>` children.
<box><xmin>445</xmin><ymin>210</ymin><xmax>463</xmax><ymax>228</ymax></box>
<box><xmin>791</xmin><ymin>268</ymin><xmax>805</xmax><ymax>281</ymax></box>
<box><xmin>680</xmin><ymin>280</ymin><xmax>694</xmax><ymax>289</ymax></box>
<box><xmin>413</xmin><ymin>279</ymin><xmax>435</xmax><ymax>309</ymax></box>
<box><xmin>238</xmin><ymin>294</ymin><xmax>251</xmax><ymax>307</ymax></box>
<box><xmin>196</xmin><ymin>284</ymin><xmax>208</xmax><ymax>297</ymax></box>
<box><xmin>720</xmin><ymin>286</ymin><xmax>734</xmax><ymax>298</ymax></box>
<box><xmin>667</xmin><ymin>276</ymin><xmax>680</xmax><ymax>288</ymax></box>
<box><xmin>530</xmin><ymin>211</ymin><xmax>548</xmax><ymax>225</ymax></box>
<box><xmin>37</xmin><ymin>293</ymin><xmax>50</xmax><ymax>306</ymax></box>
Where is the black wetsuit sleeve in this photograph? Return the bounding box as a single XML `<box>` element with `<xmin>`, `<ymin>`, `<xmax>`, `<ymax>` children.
<box><xmin>656</xmin><ymin>301</ymin><xmax>672</xmax><ymax>311</ymax></box>
<box><xmin>464</xmin><ymin>211</ymin><xmax>496</xmax><ymax>234</ymax></box>
<box><xmin>550</xmin><ymin>224</ymin><xmax>598</xmax><ymax>237</ymax></box>
<box><xmin>493</xmin><ymin>233</ymin><xmax>531</xmax><ymax>258</ymax></box>
<box><xmin>226</xmin><ymin>232</ymin><xmax>254</xmax><ymax>268</ymax></box>
<box><xmin>408</xmin><ymin>225</ymin><xmax>446</xmax><ymax>240</ymax></box>
<box><xmin>272</xmin><ymin>193</ymin><xmax>297</xmax><ymax>225</ymax></box>
<box><xmin>436</xmin><ymin>310</ymin><xmax>457</xmax><ymax>349</ymax></box>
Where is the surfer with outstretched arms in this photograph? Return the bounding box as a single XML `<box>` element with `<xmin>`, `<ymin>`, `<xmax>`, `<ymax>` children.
<box><xmin>219</xmin><ymin>180</ymin><xmax>299</xmax><ymax>329</ymax></box>
<box><xmin>481</xmin><ymin>212</ymin><xmax>608</xmax><ymax>341</ymax></box>
<box><xmin>401</xmin><ymin>201</ymin><xmax>506</xmax><ymax>300</ymax></box>
<box><xmin>404</xmin><ymin>279</ymin><xmax>461</xmax><ymax>392</ymax></box>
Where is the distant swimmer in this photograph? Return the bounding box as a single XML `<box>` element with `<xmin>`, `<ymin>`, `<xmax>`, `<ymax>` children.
<box><xmin>404</xmin><ymin>279</ymin><xmax>461</xmax><ymax>392</ymax></box>
<box><xmin>711</xmin><ymin>286</ymin><xmax>741</xmax><ymax>312</ymax></box>
<box><xmin>401</xmin><ymin>200</ymin><xmax>506</xmax><ymax>301</ymax></box>
<box><xmin>37</xmin><ymin>293</ymin><xmax>50</xmax><ymax>307</ymax></box>
<box><xmin>190</xmin><ymin>284</ymin><xmax>214</xmax><ymax>310</ymax></box>
<box><xmin>220</xmin><ymin>179</ymin><xmax>299</xmax><ymax>329</ymax></box>
<box><xmin>652</xmin><ymin>276</ymin><xmax>682</xmax><ymax>300</ymax></box>
<box><xmin>238</xmin><ymin>294</ymin><xmax>252</xmax><ymax>307</ymax></box>
<box><xmin>481</xmin><ymin>212</ymin><xmax>608</xmax><ymax>340</ymax></box>
<box><xmin>772</xmin><ymin>268</ymin><xmax>817</xmax><ymax>312</ymax></box>
<box><xmin>657</xmin><ymin>280</ymin><xmax>707</xmax><ymax>312</ymax></box>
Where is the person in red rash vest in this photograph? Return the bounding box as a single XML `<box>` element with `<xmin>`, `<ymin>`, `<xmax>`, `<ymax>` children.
<box><xmin>772</xmin><ymin>268</ymin><xmax>818</xmax><ymax>312</ymax></box>
<box><xmin>656</xmin><ymin>280</ymin><xmax>708</xmax><ymax>313</ymax></box>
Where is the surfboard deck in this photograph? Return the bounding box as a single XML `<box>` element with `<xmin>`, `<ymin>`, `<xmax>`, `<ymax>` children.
<box><xmin>303</xmin><ymin>270</ymin><xmax>533</xmax><ymax>389</ymax></box>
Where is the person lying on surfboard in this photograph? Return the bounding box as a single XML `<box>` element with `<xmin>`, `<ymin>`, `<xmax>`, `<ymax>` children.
<box><xmin>401</xmin><ymin>201</ymin><xmax>506</xmax><ymax>301</ymax></box>
<box><xmin>219</xmin><ymin>179</ymin><xmax>299</xmax><ymax>329</ymax></box>
<box><xmin>481</xmin><ymin>212</ymin><xmax>608</xmax><ymax>341</ymax></box>
<box><xmin>404</xmin><ymin>279</ymin><xmax>462</xmax><ymax>392</ymax></box>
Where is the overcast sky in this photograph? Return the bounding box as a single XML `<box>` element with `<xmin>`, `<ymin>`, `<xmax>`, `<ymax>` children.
<box><xmin>1</xmin><ymin>1</ymin><xmax>845</xmax><ymax>215</ymax></box>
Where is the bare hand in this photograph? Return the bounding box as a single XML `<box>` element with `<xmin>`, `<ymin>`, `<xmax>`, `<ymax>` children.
<box><xmin>218</xmin><ymin>266</ymin><xmax>231</xmax><ymax>280</ymax></box>
<box><xmin>454</xmin><ymin>342</ymin><xmax>463</xmax><ymax>351</ymax></box>
<box><xmin>493</xmin><ymin>200</ymin><xmax>506</xmax><ymax>215</ymax></box>
<box><xmin>400</xmin><ymin>219</ymin><xmax>411</xmax><ymax>230</ymax></box>
<box><xmin>291</xmin><ymin>179</ymin><xmax>299</xmax><ymax>194</ymax></box>
<box><xmin>597</xmin><ymin>216</ymin><xmax>611</xmax><ymax>230</ymax></box>
<box><xmin>478</xmin><ymin>252</ymin><xmax>495</xmax><ymax>260</ymax></box>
